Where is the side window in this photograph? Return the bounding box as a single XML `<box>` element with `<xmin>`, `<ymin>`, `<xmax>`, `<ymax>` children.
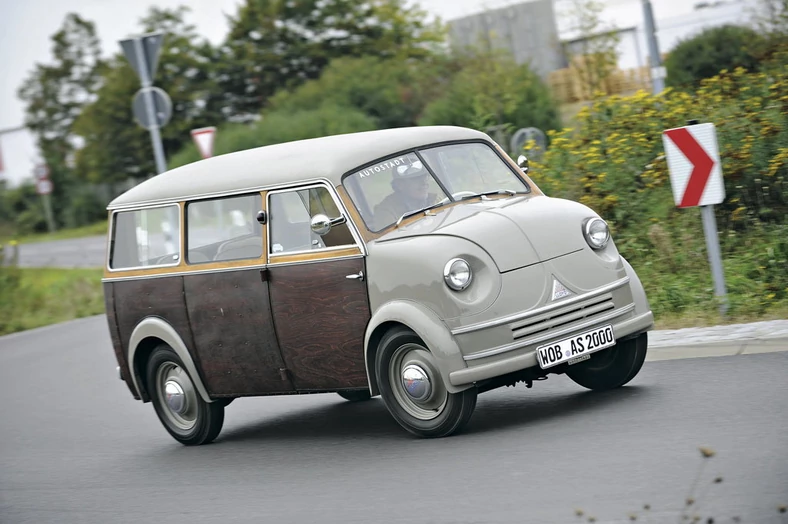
<box><xmin>186</xmin><ymin>193</ymin><xmax>263</xmax><ymax>263</ymax></box>
<box><xmin>109</xmin><ymin>205</ymin><xmax>180</xmax><ymax>269</ymax></box>
<box><xmin>268</xmin><ymin>186</ymin><xmax>355</xmax><ymax>255</ymax></box>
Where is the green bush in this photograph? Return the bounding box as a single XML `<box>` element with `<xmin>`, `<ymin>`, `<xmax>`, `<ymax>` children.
<box><xmin>665</xmin><ymin>25</ymin><xmax>764</xmax><ymax>89</ymax></box>
<box><xmin>169</xmin><ymin>104</ymin><xmax>378</xmax><ymax>168</ymax></box>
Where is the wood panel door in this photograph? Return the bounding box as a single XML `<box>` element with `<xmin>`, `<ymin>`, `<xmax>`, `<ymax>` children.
<box><xmin>267</xmin><ymin>256</ymin><xmax>371</xmax><ymax>391</ymax></box>
<box><xmin>183</xmin><ymin>268</ymin><xmax>294</xmax><ymax>396</ymax></box>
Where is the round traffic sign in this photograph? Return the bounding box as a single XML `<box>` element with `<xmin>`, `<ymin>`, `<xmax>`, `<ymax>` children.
<box><xmin>132</xmin><ymin>86</ymin><xmax>173</xmax><ymax>130</ymax></box>
<box><xmin>36</xmin><ymin>179</ymin><xmax>53</xmax><ymax>195</ymax></box>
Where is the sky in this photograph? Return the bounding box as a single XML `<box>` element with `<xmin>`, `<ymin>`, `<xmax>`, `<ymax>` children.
<box><xmin>0</xmin><ymin>0</ymin><xmax>711</xmax><ymax>132</ymax></box>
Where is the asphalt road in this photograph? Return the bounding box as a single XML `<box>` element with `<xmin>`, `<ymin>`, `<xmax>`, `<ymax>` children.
<box><xmin>4</xmin><ymin>235</ymin><xmax>106</xmax><ymax>268</ymax></box>
<box><xmin>1</xmin><ymin>316</ymin><xmax>786</xmax><ymax>524</ymax></box>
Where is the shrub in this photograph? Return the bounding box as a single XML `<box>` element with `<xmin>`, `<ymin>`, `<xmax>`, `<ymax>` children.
<box><xmin>665</xmin><ymin>25</ymin><xmax>764</xmax><ymax>89</ymax></box>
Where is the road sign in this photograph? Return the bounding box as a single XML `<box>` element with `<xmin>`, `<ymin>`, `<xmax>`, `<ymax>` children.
<box><xmin>33</xmin><ymin>164</ymin><xmax>49</xmax><ymax>181</ymax></box>
<box><xmin>191</xmin><ymin>127</ymin><xmax>217</xmax><ymax>159</ymax></box>
<box><xmin>133</xmin><ymin>87</ymin><xmax>172</xmax><ymax>130</ymax></box>
<box><xmin>120</xmin><ymin>32</ymin><xmax>165</xmax><ymax>84</ymax></box>
<box><xmin>35</xmin><ymin>179</ymin><xmax>53</xmax><ymax>195</ymax></box>
<box><xmin>663</xmin><ymin>121</ymin><xmax>728</xmax><ymax>316</ymax></box>
<box><xmin>662</xmin><ymin>122</ymin><xmax>724</xmax><ymax>208</ymax></box>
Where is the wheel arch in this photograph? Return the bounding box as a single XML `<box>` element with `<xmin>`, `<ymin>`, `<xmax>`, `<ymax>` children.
<box><xmin>128</xmin><ymin>317</ymin><xmax>212</xmax><ymax>403</ymax></box>
<box><xmin>363</xmin><ymin>300</ymin><xmax>470</xmax><ymax>396</ymax></box>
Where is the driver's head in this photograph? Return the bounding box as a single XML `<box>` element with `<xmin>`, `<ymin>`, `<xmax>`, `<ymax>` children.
<box><xmin>392</xmin><ymin>160</ymin><xmax>429</xmax><ymax>201</ymax></box>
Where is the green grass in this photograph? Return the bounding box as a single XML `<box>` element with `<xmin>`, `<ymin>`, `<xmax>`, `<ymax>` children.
<box><xmin>0</xmin><ymin>220</ymin><xmax>107</xmax><ymax>245</ymax></box>
<box><xmin>0</xmin><ymin>267</ymin><xmax>105</xmax><ymax>336</ymax></box>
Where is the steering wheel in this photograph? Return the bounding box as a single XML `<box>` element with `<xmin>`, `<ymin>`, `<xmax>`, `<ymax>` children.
<box><xmin>438</xmin><ymin>190</ymin><xmax>479</xmax><ymax>205</ymax></box>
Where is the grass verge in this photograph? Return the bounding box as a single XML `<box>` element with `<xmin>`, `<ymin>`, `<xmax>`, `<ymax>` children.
<box><xmin>0</xmin><ymin>220</ymin><xmax>107</xmax><ymax>245</ymax></box>
<box><xmin>0</xmin><ymin>267</ymin><xmax>104</xmax><ymax>336</ymax></box>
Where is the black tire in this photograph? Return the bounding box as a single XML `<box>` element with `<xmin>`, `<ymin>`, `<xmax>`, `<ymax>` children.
<box><xmin>145</xmin><ymin>345</ymin><xmax>224</xmax><ymax>446</ymax></box>
<box><xmin>566</xmin><ymin>332</ymin><xmax>648</xmax><ymax>391</ymax></box>
<box><xmin>375</xmin><ymin>327</ymin><xmax>477</xmax><ymax>438</ymax></box>
<box><xmin>337</xmin><ymin>390</ymin><xmax>372</xmax><ymax>402</ymax></box>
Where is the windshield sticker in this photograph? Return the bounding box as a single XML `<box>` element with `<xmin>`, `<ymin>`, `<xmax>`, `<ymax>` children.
<box><xmin>357</xmin><ymin>156</ymin><xmax>408</xmax><ymax>178</ymax></box>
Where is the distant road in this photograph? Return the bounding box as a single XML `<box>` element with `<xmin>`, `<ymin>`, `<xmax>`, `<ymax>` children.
<box><xmin>5</xmin><ymin>235</ymin><xmax>106</xmax><ymax>268</ymax></box>
<box><xmin>1</xmin><ymin>315</ymin><xmax>786</xmax><ymax>524</ymax></box>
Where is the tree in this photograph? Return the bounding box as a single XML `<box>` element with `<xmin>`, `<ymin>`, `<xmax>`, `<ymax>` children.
<box><xmin>216</xmin><ymin>0</ymin><xmax>445</xmax><ymax>120</ymax></box>
<box><xmin>664</xmin><ymin>25</ymin><xmax>765</xmax><ymax>89</ymax></box>
<box><xmin>17</xmin><ymin>13</ymin><xmax>106</xmax><ymax>225</ymax></box>
<box><xmin>418</xmin><ymin>49</ymin><xmax>561</xmax><ymax>145</ymax></box>
<box><xmin>73</xmin><ymin>6</ymin><xmax>222</xmax><ymax>186</ymax></box>
<box><xmin>559</xmin><ymin>0</ymin><xmax>620</xmax><ymax>98</ymax></box>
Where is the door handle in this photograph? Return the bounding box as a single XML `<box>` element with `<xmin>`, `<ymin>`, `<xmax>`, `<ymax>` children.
<box><xmin>346</xmin><ymin>271</ymin><xmax>364</xmax><ymax>281</ymax></box>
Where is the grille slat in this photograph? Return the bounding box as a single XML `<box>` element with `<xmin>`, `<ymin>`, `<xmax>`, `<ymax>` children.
<box><xmin>510</xmin><ymin>293</ymin><xmax>616</xmax><ymax>341</ymax></box>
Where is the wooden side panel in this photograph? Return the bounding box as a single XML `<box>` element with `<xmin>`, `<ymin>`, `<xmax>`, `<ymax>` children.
<box><xmin>268</xmin><ymin>257</ymin><xmax>370</xmax><ymax>391</ymax></box>
<box><xmin>183</xmin><ymin>269</ymin><xmax>293</xmax><ymax>396</ymax></box>
<box><xmin>102</xmin><ymin>282</ymin><xmax>139</xmax><ymax>399</ymax></box>
<box><xmin>112</xmin><ymin>276</ymin><xmax>199</xmax><ymax>381</ymax></box>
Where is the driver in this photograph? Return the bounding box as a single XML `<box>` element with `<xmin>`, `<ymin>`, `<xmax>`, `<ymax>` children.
<box><xmin>373</xmin><ymin>160</ymin><xmax>439</xmax><ymax>230</ymax></box>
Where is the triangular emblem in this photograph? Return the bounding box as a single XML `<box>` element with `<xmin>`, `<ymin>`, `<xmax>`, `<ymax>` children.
<box><xmin>551</xmin><ymin>277</ymin><xmax>573</xmax><ymax>300</ymax></box>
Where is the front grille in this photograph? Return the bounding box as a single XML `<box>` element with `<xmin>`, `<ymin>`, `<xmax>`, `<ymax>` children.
<box><xmin>510</xmin><ymin>293</ymin><xmax>615</xmax><ymax>341</ymax></box>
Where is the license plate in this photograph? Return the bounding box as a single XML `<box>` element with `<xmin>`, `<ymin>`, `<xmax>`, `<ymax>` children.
<box><xmin>535</xmin><ymin>324</ymin><xmax>616</xmax><ymax>369</ymax></box>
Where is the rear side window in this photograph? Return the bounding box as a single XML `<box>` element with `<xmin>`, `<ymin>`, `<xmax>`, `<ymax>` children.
<box><xmin>186</xmin><ymin>193</ymin><xmax>263</xmax><ymax>264</ymax></box>
<box><xmin>109</xmin><ymin>205</ymin><xmax>180</xmax><ymax>270</ymax></box>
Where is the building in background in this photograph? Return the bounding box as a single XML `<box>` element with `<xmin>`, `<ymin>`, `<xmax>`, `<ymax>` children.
<box><xmin>446</xmin><ymin>0</ymin><xmax>567</xmax><ymax>79</ymax></box>
<box><xmin>0</xmin><ymin>126</ymin><xmax>40</xmax><ymax>189</ymax></box>
<box><xmin>446</xmin><ymin>0</ymin><xmax>754</xmax><ymax>76</ymax></box>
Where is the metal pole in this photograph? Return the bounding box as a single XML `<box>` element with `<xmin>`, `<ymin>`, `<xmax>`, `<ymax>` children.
<box><xmin>42</xmin><ymin>193</ymin><xmax>56</xmax><ymax>233</ymax></box>
<box><xmin>641</xmin><ymin>0</ymin><xmax>665</xmax><ymax>94</ymax></box>
<box><xmin>132</xmin><ymin>38</ymin><xmax>168</xmax><ymax>175</ymax></box>
<box><xmin>700</xmin><ymin>205</ymin><xmax>728</xmax><ymax>317</ymax></box>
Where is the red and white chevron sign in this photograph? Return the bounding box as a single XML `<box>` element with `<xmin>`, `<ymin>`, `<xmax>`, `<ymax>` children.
<box><xmin>662</xmin><ymin>123</ymin><xmax>725</xmax><ymax>208</ymax></box>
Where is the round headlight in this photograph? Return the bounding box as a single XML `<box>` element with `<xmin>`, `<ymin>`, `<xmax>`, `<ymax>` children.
<box><xmin>584</xmin><ymin>218</ymin><xmax>610</xmax><ymax>249</ymax></box>
<box><xmin>443</xmin><ymin>258</ymin><xmax>473</xmax><ymax>291</ymax></box>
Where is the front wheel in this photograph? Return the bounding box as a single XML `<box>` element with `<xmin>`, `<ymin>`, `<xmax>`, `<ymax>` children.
<box><xmin>146</xmin><ymin>345</ymin><xmax>225</xmax><ymax>446</ymax></box>
<box><xmin>375</xmin><ymin>327</ymin><xmax>477</xmax><ymax>438</ymax></box>
<box><xmin>566</xmin><ymin>332</ymin><xmax>648</xmax><ymax>391</ymax></box>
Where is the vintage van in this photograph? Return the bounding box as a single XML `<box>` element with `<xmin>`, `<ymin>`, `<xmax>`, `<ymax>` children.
<box><xmin>102</xmin><ymin>126</ymin><xmax>654</xmax><ymax>445</ymax></box>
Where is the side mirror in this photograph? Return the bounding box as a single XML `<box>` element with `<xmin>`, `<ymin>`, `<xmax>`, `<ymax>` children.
<box><xmin>310</xmin><ymin>214</ymin><xmax>346</xmax><ymax>236</ymax></box>
<box><xmin>517</xmin><ymin>154</ymin><xmax>529</xmax><ymax>175</ymax></box>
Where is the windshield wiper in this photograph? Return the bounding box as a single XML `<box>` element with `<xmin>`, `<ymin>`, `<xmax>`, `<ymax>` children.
<box><xmin>395</xmin><ymin>201</ymin><xmax>446</xmax><ymax>227</ymax></box>
<box><xmin>458</xmin><ymin>189</ymin><xmax>521</xmax><ymax>201</ymax></box>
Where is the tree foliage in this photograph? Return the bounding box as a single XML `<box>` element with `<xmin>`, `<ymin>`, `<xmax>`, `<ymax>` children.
<box><xmin>215</xmin><ymin>0</ymin><xmax>445</xmax><ymax>119</ymax></box>
<box><xmin>665</xmin><ymin>25</ymin><xmax>765</xmax><ymax>89</ymax></box>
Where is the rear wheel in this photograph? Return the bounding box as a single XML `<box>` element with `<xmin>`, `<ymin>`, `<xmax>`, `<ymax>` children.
<box><xmin>146</xmin><ymin>345</ymin><xmax>224</xmax><ymax>446</ymax></box>
<box><xmin>375</xmin><ymin>327</ymin><xmax>477</xmax><ymax>438</ymax></box>
<box><xmin>566</xmin><ymin>332</ymin><xmax>648</xmax><ymax>391</ymax></box>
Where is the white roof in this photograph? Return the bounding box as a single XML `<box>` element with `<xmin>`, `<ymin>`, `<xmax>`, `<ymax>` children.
<box><xmin>108</xmin><ymin>126</ymin><xmax>491</xmax><ymax>209</ymax></box>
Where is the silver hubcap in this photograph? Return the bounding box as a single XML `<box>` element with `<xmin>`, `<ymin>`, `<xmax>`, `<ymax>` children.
<box><xmin>156</xmin><ymin>362</ymin><xmax>199</xmax><ymax>431</ymax></box>
<box><xmin>389</xmin><ymin>343</ymin><xmax>447</xmax><ymax>421</ymax></box>
<box><xmin>402</xmin><ymin>364</ymin><xmax>431</xmax><ymax>401</ymax></box>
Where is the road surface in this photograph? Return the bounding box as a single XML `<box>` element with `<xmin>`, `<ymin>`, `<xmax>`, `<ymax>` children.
<box><xmin>4</xmin><ymin>235</ymin><xmax>106</xmax><ymax>268</ymax></box>
<box><xmin>1</xmin><ymin>316</ymin><xmax>786</xmax><ymax>524</ymax></box>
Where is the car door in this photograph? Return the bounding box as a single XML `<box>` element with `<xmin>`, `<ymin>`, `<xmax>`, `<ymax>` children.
<box><xmin>265</xmin><ymin>182</ymin><xmax>371</xmax><ymax>391</ymax></box>
<box><xmin>181</xmin><ymin>191</ymin><xmax>295</xmax><ymax>396</ymax></box>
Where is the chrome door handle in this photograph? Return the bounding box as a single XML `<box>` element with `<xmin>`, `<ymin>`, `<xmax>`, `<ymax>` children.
<box><xmin>346</xmin><ymin>271</ymin><xmax>364</xmax><ymax>281</ymax></box>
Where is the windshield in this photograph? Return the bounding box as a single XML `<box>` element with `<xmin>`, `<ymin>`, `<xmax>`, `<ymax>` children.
<box><xmin>343</xmin><ymin>142</ymin><xmax>529</xmax><ymax>232</ymax></box>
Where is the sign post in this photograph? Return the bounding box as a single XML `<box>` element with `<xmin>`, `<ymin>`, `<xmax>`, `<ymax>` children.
<box><xmin>33</xmin><ymin>164</ymin><xmax>56</xmax><ymax>233</ymax></box>
<box><xmin>662</xmin><ymin>120</ymin><xmax>728</xmax><ymax>316</ymax></box>
<box><xmin>119</xmin><ymin>31</ymin><xmax>170</xmax><ymax>175</ymax></box>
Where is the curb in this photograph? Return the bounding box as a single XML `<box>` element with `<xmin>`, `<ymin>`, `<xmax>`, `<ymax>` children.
<box><xmin>648</xmin><ymin>319</ymin><xmax>788</xmax><ymax>348</ymax></box>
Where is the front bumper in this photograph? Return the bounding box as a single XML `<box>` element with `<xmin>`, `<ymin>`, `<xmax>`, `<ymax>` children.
<box><xmin>448</xmin><ymin>309</ymin><xmax>654</xmax><ymax>386</ymax></box>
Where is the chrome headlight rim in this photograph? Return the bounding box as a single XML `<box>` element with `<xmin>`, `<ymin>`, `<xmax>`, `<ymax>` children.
<box><xmin>443</xmin><ymin>257</ymin><xmax>473</xmax><ymax>291</ymax></box>
<box><xmin>583</xmin><ymin>217</ymin><xmax>610</xmax><ymax>250</ymax></box>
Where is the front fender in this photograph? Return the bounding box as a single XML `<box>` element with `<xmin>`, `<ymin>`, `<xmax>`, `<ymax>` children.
<box><xmin>364</xmin><ymin>300</ymin><xmax>471</xmax><ymax>395</ymax></box>
<box><xmin>621</xmin><ymin>256</ymin><xmax>652</xmax><ymax>318</ymax></box>
<box><xmin>128</xmin><ymin>317</ymin><xmax>213</xmax><ymax>403</ymax></box>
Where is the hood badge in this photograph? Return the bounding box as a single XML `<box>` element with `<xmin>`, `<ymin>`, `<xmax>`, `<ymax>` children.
<box><xmin>551</xmin><ymin>277</ymin><xmax>573</xmax><ymax>301</ymax></box>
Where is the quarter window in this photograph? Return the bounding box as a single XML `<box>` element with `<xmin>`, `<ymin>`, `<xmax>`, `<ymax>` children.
<box><xmin>268</xmin><ymin>186</ymin><xmax>355</xmax><ymax>255</ymax></box>
<box><xmin>186</xmin><ymin>193</ymin><xmax>263</xmax><ymax>263</ymax></box>
<box><xmin>109</xmin><ymin>205</ymin><xmax>180</xmax><ymax>270</ymax></box>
